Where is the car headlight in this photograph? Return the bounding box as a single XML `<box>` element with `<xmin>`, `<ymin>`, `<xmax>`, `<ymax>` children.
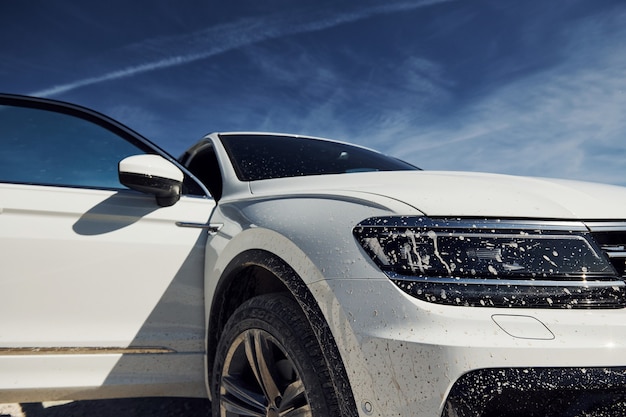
<box><xmin>353</xmin><ymin>217</ymin><xmax>626</xmax><ymax>309</ymax></box>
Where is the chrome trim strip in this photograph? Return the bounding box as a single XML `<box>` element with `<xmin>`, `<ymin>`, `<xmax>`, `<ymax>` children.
<box><xmin>605</xmin><ymin>251</ymin><xmax>626</xmax><ymax>259</ymax></box>
<box><xmin>384</xmin><ymin>231</ymin><xmax>590</xmax><ymax>241</ymax></box>
<box><xmin>586</xmin><ymin>221</ymin><xmax>626</xmax><ymax>232</ymax></box>
<box><xmin>0</xmin><ymin>347</ymin><xmax>176</xmax><ymax>356</ymax></box>
<box><xmin>602</xmin><ymin>245</ymin><xmax>626</xmax><ymax>250</ymax></box>
<box><xmin>358</xmin><ymin>217</ymin><xmax>589</xmax><ymax>231</ymax></box>
<box><xmin>387</xmin><ymin>273</ymin><xmax>625</xmax><ymax>288</ymax></box>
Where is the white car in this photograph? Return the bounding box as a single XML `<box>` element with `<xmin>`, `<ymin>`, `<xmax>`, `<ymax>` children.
<box><xmin>1</xmin><ymin>94</ymin><xmax>626</xmax><ymax>416</ymax></box>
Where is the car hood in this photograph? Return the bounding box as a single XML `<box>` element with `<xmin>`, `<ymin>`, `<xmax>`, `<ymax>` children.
<box><xmin>248</xmin><ymin>170</ymin><xmax>626</xmax><ymax>219</ymax></box>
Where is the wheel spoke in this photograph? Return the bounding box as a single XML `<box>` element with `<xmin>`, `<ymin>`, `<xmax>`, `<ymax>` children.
<box><xmin>221</xmin><ymin>396</ymin><xmax>266</xmax><ymax>417</ymax></box>
<box><xmin>279</xmin><ymin>403</ymin><xmax>312</xmax><ymax>417</ymax></box>
<box><xmin>220</xmin><ymin>375</ymin><xmax>266</xmax><ymax>416</ymax></box>
<box><xmin>244</xmin><ymin>329</ymin><xmax>281</xmax><ymax>404</ymax></box>
<box><xmin>280</xmin><ymin>379</ymin><xmax>307</xmax><ymax>411</ymax></box>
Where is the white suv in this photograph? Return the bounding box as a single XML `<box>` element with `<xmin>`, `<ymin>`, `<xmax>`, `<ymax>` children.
<box><xmin>1</xmin><ymin>94</ymin><xmax>625</xmax><ymax>416</ymax></box>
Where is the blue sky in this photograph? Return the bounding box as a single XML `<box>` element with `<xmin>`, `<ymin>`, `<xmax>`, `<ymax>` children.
<box><xmin>2</xmin><ymin>0</ymin><xmax>626</xmax><ymax>185</ymax></box>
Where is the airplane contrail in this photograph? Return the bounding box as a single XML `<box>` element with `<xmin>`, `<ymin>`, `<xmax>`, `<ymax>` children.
<box><xmin>31</xmin><ymin>0</ymin><xmax>450</xmax><ymax>97</ymax></box>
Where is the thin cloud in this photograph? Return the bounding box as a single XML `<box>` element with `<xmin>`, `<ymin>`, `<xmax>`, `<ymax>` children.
<box><xmin>388</xmin><ymin>58</ymin><xmax>626</xmax><ymax>180</ymax></box>
<box><xmin>31</xmin><ymin>0</ymin><xmax>451</xmax><ymax>98</ymax></box>
<box><xmin>385</xmin><ymin>20</ymin><xmax>626</xmax><ymax>184</ymax></box>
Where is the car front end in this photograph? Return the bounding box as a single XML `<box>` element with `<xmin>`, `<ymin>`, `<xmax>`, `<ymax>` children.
<box><xmin>288</xmin><ymin>171</ymin><xmax>626</xmax><ymax>416</ymax></box>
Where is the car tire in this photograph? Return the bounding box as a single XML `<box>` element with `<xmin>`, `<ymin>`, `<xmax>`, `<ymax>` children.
<box><xmin>211</xmin><ymin>294</ymin><xmax>343</xmax><ymax>417</ymax></box>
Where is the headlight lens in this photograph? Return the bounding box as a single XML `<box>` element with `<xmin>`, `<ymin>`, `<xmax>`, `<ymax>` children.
<box><xmin>354</xmin><ymin>217</ymin><xmax>626</xmax><ymax>308</ymax></box>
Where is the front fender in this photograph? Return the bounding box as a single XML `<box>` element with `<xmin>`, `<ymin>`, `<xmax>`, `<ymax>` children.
<box><xmin>202</xmin><ymin>195</ymin><xmax>420</xmax><ymax>413</ymax></box>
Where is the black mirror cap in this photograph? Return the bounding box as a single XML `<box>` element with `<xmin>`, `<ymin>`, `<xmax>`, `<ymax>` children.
<box><xmin>119</xmin><ymin>172</ymin><xmax>182</xmax><ymax>207</ymax></box>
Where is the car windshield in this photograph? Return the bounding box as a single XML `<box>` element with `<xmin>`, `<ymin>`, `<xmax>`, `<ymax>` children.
<box><xmin>220</xmin><ymin>134</ymin><xmax>417</xmax><ymax>181</ymax></box>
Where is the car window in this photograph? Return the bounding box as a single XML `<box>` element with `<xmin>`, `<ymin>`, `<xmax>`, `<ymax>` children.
<box><xmin>219</xmin><ymin>134</ymin><xmax>418</xmax><ymax>181</ymax></box>
<box><xmin>180</xmin><ymin>142</ymin><xmax>223</xmax><ymax>200</ymax></box>
<box><xmin>0</xmin><ymin>104</ymin><xmax>148</xmax><ymax>189</ymax></box>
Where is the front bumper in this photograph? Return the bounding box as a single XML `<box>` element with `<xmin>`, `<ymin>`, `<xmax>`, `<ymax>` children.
<box><xmin>310</xmin><ymin>277</ymin><xmax>626</xmax><ymax>417</ymax></box>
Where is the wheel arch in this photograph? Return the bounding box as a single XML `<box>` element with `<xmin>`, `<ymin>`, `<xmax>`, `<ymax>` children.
<box><xmin>206</xmin><ymin>248</ymin><xmax>358</xmax><ymax>417</ymax></box>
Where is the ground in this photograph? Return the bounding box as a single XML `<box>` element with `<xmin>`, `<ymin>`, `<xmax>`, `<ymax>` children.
<box><xmin>0</xmin><ymin>398</ymin><xmax>211</xmax><ymax>417</ymax></box>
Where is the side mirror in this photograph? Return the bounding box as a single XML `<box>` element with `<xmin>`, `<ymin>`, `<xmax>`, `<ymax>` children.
<box><xmin>119</xmin><ymin>154</ymin><xmax>184</xmax><ymax>207</ymax></box>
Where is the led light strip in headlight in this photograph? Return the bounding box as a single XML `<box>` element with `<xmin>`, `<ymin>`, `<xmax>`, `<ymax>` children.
<box><xmin>353</xmin><ymin>217</ymin><xmax>626</xmax><ymax>309</ymax></box>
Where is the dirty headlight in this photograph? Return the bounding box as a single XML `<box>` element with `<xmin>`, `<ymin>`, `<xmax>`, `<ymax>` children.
<box><xmin>353</xmin><ymin>217</ymin><xmax>625</xmax><ymax>309</ymax></box>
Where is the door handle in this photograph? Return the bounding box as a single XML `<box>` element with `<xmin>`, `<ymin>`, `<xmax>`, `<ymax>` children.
<box><xmin>176</xmin><ymin>222</ymin><xmax>223</xmax><ymax>234</ymax></box>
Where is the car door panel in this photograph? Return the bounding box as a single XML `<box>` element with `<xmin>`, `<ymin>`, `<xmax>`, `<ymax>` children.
<box><xmin>0</xmin><ymin>183</ymin><xmax>213</xmax><ymax>349</ymax></box>
<box><xmin>0</xmin><ymin>183</ymin><xmax>215</xmax><ymax>398</ymax></box>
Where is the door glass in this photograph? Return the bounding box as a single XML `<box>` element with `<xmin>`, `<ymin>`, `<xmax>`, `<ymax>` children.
<box><xmin>0</xmin><ymin>104</ymin><xmax>147</xmax><ymax>189</ymax></box>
